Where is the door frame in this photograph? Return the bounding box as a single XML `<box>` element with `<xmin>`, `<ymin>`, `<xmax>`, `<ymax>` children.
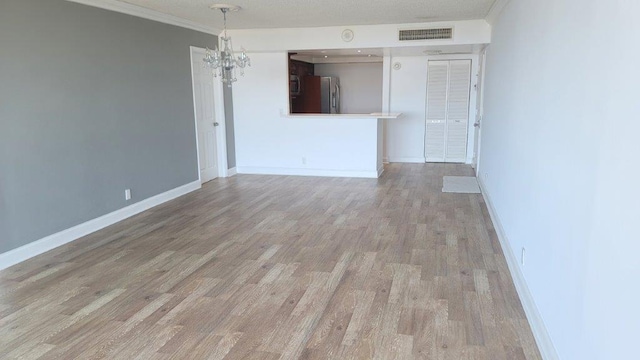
<box><xmin>190</xmin><ymin>46</ymin><xmax>229</xmax><ymax>183</ymax></box>
<box><xmin>423</xmin><ymin>54</ymin><xmax>479</xmax><ymax>164</ymax></box>
<box><xmin>473</xmin><ymin>47</ymin><xmax>488</xmax><ymax>173</ymax></box>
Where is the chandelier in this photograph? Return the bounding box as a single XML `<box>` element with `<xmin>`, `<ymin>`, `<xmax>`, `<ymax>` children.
<box><xmin>203</xmin><ymin>5</ymin><xmax>251</xmax><ymax>86</ymax></box>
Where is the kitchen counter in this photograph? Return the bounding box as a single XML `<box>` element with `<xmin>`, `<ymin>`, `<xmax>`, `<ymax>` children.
<box><xmin>251</xmin><ymin>112</ymin><xmax>402</xmax><ymax>178</ymax></box>
<box><xmin>282</xmin><ymin>112</ymin><xmax>402</xmax><ymax>119</ymax></box>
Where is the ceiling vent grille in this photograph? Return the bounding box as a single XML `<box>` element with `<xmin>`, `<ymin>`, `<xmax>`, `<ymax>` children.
<box><xmin>399</xmin><ymin>28</ymin><xmax>453</xmax><ymax>41</ymax></box>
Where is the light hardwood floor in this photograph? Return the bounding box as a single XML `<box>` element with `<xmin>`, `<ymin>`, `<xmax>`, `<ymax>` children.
<box><xmin>0</xmin><ymin>164</ymin><xmax>541</xmax><ymax>359</ymax></box>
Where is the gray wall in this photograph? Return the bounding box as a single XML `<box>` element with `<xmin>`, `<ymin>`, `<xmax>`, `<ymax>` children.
<box><xmin>0</xmin><ymin>0</ymin><xmax>216</xmax><ymax>253</ymax></box>
<box><xmin>314</xmin><ymin>62</ymin><xmax>383</xmax><ymax>114</ymax></box>
<box><xmin>223</xmin><ymin>85</ymin><xmax>236</xmax><ymax>168</ymax></box>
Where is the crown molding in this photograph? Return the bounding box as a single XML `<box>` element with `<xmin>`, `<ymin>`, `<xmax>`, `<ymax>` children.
<box><xmin>486</xmin><ymin>0</ymin><xmax>512</xmax><ymax>25</ymax></box>
<box><xmin>66</xmin><ymin>0</ymin><xmax>221</xmax><ymax>35</ymax></box>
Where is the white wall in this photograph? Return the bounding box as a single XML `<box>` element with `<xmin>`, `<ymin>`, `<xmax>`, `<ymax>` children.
<box><xmin>232</xmin><ymin>52</ymin><xmax>381</xmax><ymax>178</ymax></box>
<box><xmin>387</xmin><ymin>56</ymin><xmax>428</xmax><ymax>163</ymax></box>
<box><xmin>386</xmin><ymin>55</ymin><xmax>478</xmax><ymax>163</ymax></box>
<box><xmin>228</xmin><ymin>20</ymin><xmax>487</xmax><ymax>167</ymax></box>
<box><xmin>315</xmin><ymin>63</ymin><xmax>383</xmax><ymax>114</ymax></box>
<box><xmin>227</xmin><ymin>20</ymin><xmax>490</xmax><ymax>52</ymax></box>
<box><xmin>480</xmin><ymin>0</ymin><xmax>640</xmax><ymax>359</ymax></box>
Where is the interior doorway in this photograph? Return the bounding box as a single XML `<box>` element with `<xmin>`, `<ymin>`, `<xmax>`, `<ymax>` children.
<box><xmin>190</xmin><ymin>46</ymin><xmax>228</xmax><ymax>183</ymax></box>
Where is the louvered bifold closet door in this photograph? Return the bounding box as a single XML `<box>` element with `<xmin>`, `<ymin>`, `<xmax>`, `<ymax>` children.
<box><xmin>445</xmin><ymin>60</ymin><xmax>471</xmax><ymax>162</ymax></box>
<box><xmin>425</xmin><ymin>60</ymin><xmax>471</xmax><ymax>163</ymax></box>
<box><xmin>425</xmin><ymin>61</ymin><xmax>449</xmax><ymax>162</ymax></box>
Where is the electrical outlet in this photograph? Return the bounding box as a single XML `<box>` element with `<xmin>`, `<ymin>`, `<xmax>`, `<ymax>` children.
<box><xmin>125</xmin><ymin>189</ymin><xmax>132</xmax><ymax>201</ymax></box>
<box><xmin>521</xmin><ymin>247</ymin><xmax>526</xmax><ymax>266</ymax></box>
<box><xmin>302</xmin><ymin>157</ymin><xmax>307</xmax><ymax>165</ymax></box>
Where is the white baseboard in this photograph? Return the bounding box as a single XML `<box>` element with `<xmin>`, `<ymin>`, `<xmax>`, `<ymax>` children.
<box><xmin>477</xmin><ymin>176</ymin><xmax>559</xmax><ymax>360</ymax></box>
<box><xmin>387</xmin><ymin>157</ymin><xmax>426</xmax><ymax>164</ymax></box>
<box><xmin>0</xmin><ymin>181</ymin><xmax>201</xmax><ymax>271</ymax></box>
<box><xmin>236</xmin><ymin>166</ymin><xmax>379</xmax><ymax>179</ymax></box>
<box><xmin>377</xmin><ymin>164</ymin><xmax>385</xmax><ymax>177</ymax></box>
<box><xmin>227</xmin><ymin>167</ymin><xmax>237</xmax><ymax>177</ymax></box>
<box><xmin>383</xmin><ymin>157</ymin><xmax>390</xmax><ymax>164</ymax></box>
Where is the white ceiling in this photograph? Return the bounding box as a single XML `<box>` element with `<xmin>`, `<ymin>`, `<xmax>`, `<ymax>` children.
<box><xmin>118</xmin><ymin>0</ymin><xmax>498</xmax><ymax>29</ymax></box>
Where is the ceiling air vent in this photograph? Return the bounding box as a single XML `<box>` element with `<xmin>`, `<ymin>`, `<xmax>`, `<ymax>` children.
<box><xmin>399</xmin><ymin>28</ymin><xmax>453</xmax><ymax>41</ymax></box>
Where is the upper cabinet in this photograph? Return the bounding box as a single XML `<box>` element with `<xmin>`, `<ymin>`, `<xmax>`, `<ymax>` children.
<box><xmin>289</xmin><ymin>55</ymin><xmax>315</xmax><ymax>113</ymax></box>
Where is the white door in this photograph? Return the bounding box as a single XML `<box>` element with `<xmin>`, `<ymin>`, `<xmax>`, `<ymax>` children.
<box><xmin>425</xmin><ymin>60</ymin><xmax>472</xmax><ymax>163</ymax></box>
<box><xmin>191</xmin><ymin>50</ymin><xmax>219</xmax><ymax>183</ymax></box>
<box><xmin>425</xmin><ymin>61</ymin><xmax>449</xmax><ymax>162</ymax></box>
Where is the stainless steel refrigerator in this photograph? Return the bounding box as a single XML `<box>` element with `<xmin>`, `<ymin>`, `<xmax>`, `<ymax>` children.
<box><xmin>302</xmin><ymin>76</ymin><xmax>340</xmax><ymax>114</ymax></box>
<box><xmin>320</xmin><ymin>76</ymin><xmax>340</xmax><ymax>114</ymax></box>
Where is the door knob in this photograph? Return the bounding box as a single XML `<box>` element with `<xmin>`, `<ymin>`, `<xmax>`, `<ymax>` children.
<box><xmin>473</xmin><ymin>122</ymin><xmax>480</xmax><ymax>128</ymax></box>
<box><xmin>213</xmin><ymin>122</ymin><xmax>219</xmax><ymax>126</ymax></box>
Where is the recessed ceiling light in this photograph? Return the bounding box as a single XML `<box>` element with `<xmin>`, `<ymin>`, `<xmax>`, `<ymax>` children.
<box><xmin>320</xmin><ymin>50</ymin><xmax>327</xmax><ymax>53</ymax></box>
<box><xmin>357</xmin><ymin>50</ymin><xmax>362</xmax><ymax>53</ymax></box>
<box><xmin>367</xmin><ymin>54</ymin><xmax>372</xmax><ymax>57</ymax></box>
<box><xmin>324</xmin><ymin>55</ymin><xmax>328</xmax><ymax>58</ymax></box>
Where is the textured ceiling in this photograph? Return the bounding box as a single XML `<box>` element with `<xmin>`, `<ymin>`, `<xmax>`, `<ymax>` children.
<box><xmin>118</xmin><ymin>0</ymin><xmax>497</xmax><ymax>29</ymax></box>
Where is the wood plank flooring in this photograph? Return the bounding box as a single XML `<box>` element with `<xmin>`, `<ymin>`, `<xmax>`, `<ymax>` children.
<box><xmin>0</xmin><ymin>164</ymin><xmax>542</xmax><ymax>359</ymax></box>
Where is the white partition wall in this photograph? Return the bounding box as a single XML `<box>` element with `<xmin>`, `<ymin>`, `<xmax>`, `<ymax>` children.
<box><xmin>386</xmin><ymin>56</ymin><xmax>429</xmax><ymax>163</ymax></box>
<box><xmin>232</xmin><ymin>52</ymin><xmax>382</xmax><ymax>178</ymax></box>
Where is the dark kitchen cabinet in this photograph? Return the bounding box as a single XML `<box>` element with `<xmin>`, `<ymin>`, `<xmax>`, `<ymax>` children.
<box><xmin>289</xmin><ymin>55</ymin><xmax>315</xmax><ymax>113</ymax></box>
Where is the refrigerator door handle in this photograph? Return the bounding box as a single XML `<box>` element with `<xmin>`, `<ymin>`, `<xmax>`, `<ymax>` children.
<box><xmin>335</xmin><ymin>83</ymin><xmax>340</xmax><ymax>114</ymax></box>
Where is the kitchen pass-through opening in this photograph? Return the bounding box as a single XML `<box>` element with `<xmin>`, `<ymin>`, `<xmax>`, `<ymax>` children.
<box><xmin>288</xmin><ymin>49</ymin><xmax>384</xmax><ymax>115</ymax></box>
